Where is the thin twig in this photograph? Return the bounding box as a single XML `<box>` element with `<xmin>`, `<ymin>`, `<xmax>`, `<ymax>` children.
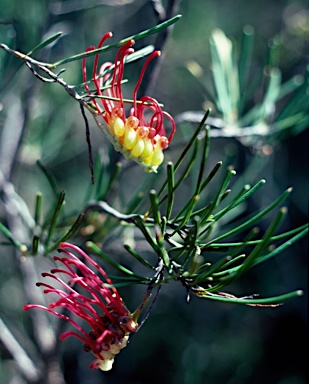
<box><xmin>133</xmin><ymin>259</ymin><xmax>165</xmax><ymax>332</ymax></box>
<box><xmin>84</xmin><ymin>200</ymin><xmax>194</xmax><ymax>231</ymax></box>
<box><xmin>138</xmin><ymin>0</ymin><xmax>182</xmax><ymax>96</ymax></box>
<box><xmin>79</xmin><ymin>102</ymin><xmax>94</xmax><ymax>184</ymax></box>
<box><xmin>175</xmin><ymin>111</ymin><xmax>276</xmax><ymax>137</ymax></box>
<box><xmin>0</xmin><ymin>317</ymin><xmax>40</xmax><ymax>382</ymax></box>
<box><xmin>0</xmin><ymin>44</ymin><xmax>90</xmax><ymax>106</ymax></box>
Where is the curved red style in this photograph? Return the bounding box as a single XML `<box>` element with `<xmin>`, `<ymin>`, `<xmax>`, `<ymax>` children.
<box><xmin>24</xmin><ymin>242</ymin><xmax>137</xmax><ymax>371</ymax></box>
<box><xmin>82</xmin><ymin>33</ymin><xmax>176</xmax><ymax>172</ymax></box>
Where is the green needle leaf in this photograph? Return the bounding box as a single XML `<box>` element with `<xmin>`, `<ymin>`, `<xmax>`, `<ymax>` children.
<box><xmin>213</xmin><ymin>179</ymin><xmax>266</xmax><ymax>221</ymax></box>
<box><xmin>160</xmin><ymin>137</ymin><xmax>202</xmax><ymax>208</ymax></box>
<box><xmin>200</xmin><ymin>167</ymin><xmax>236</xmax><ymax>226</ymax></box>
<box><xmin>239</xmin><ymin>206</ymin><xmax>288</xmax><ymax>275</ymax></box>
<box><xmin>149</xmin><ymin>190</ymin><xmax>161</xmax><ymax>226</ymax></box>
<box><xmin>197</xmin><ymin>290</ymin><xmax>303</xmax><ymax>305</ymax></box>
<box><xmin>27</xmin><ymin>32</ymin><xmax>63</xmax><ymax>56</ymax></box>
<box><xmin>31</xmin><ymin>235</ymin><xmax>40</xmax><ymax>255</ymax></box>
<box><xmin>157</xmin><ymin>109</ymin><xmax>209</xmax><ymax>199</ymax></box>
<box><xmin>205</xmin><ymin>187</ymin><xmax>293</xmax><ymax>245</ymax></box>
<box><xmin>195</xmin><ymin>127</ymin><xmax>210</xmax><ymax>195</ymax></box>
<box><xmin>172</xmin><ymin>195</ymin><xmax>200</xmax><ymax>235</ymax></box>
<box><xmin>134</xmin><ymin>217</ymin><xmax>160</xmax><ymax>254</ymax></box>
<box><xmin>207</xmin><ymin>223</ymin><xmax>307</xmax><ymax>249</ymax></box>
<box><xmin>253</xmin><ymin>226</ymin><xmax>308</xmax><ymax>267</ymax></box>
<box><xmin>239</xmin><ymin>25</ymin><xmax>255</xmax><ymax>94</ymax></box>
<box><xmin>166</xmin><ymin>139</ymin><xmax>204</xmax><ymax>222</ymax></box>
<box><xmin>45</xmin><ymin>191</ymin><xmax>66</xmax><ymax>249</ymax></box>
<box><xmin>166</xmin><ymin>162</ymin><xmax>175</xmax><ymax>221</ymax></box>
<box><xmin>46</xmin><ymin>213</ymin><xmax>85</xmax><ymax>254</ymax></box>
<box><xmin>124</xmin><ymin>244</ymin><xmax>155</xmax><ymax>270</ymax></box>
<box><xmin>0</xmin><ymin>222</ymin><xmax>23</xmax><ymax>249</ymax></box>
<box><xmin>193</xmin><ymin>256</ymin><xmax>230</xmax><ymax>285</ymax></box>
<box><xmin>86</xmin><ymin>241</ymin><xmax>149</xmax><ymax>280</ymax></box>
<box><xmin>34</xmin><ymin>192</ymin><xmax>43</xmax><ymax>226</ymax></box>
<box><xmin>36</xmin><ymin>160</ymin><xmax>58</xmax><ymax>198</ymax></box>
<box><xmin>99</xmin><ymin>162</ymin><xmax>122</xmax><ymax>200</ymax></box>
<box><xmin>51</xmin><ymin>15</ymin><xmax>182</xmax><ymax>67</ymax></box>
<box><xmin>199</xmin><ymin>161</ymin><xmax>223</xmax><ymax>193</ymax></box>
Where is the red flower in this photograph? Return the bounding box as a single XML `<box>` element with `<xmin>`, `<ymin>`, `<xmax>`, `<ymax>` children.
<box><xmin>24</xmin><ymin>242</ymin><xmax>138</xmax><ymax>371</ymax></box>
<box><xmin>82</xmin><ymin>32</ymin><xmax>176</xmax><ymax>173</ymax></box>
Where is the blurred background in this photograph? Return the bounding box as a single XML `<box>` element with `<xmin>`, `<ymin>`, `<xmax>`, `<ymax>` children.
<box><xmin>0</xmin><ymin>0</ymin><xmax>308</xmax><ymax>383</ymax></box>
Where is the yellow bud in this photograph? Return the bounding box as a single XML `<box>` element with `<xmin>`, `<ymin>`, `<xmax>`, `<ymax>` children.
<box><xmin>113</xmin><ymin>117</ymin><xmax>125</xmax><ymax>137</ymax></box>
<box><xmin>143</xmin><ymin>154</ymin><xmax>153</xmax><ymax>165</ymax></box>
<box><xmin>131</xmin><ymin>138</ymin><xmax>145</xmax><ymax>157</ymax></box>
<box><xmin>136</xmin><ymin>126</ymin><xmax>149</xmax><ymax>138</ymax></box>
<box><xmin>126</xmin><ymin>116</ymin><xmax>139</xmax><ymax>130</ymax></box>
<box><xmin>151</xmin><ymin>145</ymin><xmax>164</xmax><ymax>167</ymax></box>
<box><xmin>124</xmin><ymin>127</ymin><xmax>137</xmax><ymax>149</ymax></box>
<box><xmin>141</xmin><ymin>138</ymin><xmax>153</xmax><ymax>159</ymax></box>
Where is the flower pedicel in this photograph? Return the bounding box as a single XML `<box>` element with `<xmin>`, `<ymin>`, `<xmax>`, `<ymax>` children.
<box><xmin>24</xmin><ymin>242</ymin><xmax>138</xmax><ymax>371</ymax></box>
<box><xmin>82</xmin><ymin>32</ymin><xmax>176</xmax><ymax>173</ymax></box>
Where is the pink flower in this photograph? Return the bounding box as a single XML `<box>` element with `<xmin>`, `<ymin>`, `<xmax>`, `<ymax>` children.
<box><xmin>82</xmin><ymin>32</ymin><xmax>176</xmax><ymax>173</ymax></box>
<box><xmin>24</xmin><ymin>242</ymin><xmax>138</xmax><ymax>371</ymax></box>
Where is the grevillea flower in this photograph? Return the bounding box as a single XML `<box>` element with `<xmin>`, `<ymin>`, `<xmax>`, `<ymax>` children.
<box><xmin>82</xmin><ymin>32</ymin><xmax>176</xmax><ymax>173</ymax></box>
<box><xmin>23</xmin><ymin>242</ymin><xmax>138</xmax><ymax>371</ymax></box>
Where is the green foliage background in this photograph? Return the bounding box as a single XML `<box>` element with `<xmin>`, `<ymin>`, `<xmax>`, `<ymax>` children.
<box><xmin>0</xmin><ymin>1</ymin><xmax>308</xmax><ymax>383</ymax></box>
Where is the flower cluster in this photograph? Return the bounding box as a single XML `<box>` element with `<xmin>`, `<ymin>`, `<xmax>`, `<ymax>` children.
<box><xmin>24</xmin><ymin>242</ymin><xmax>138</xmax><ymax>371</ymax></box>
<box><xmin>82</xmin><ymin>32</ymin><xmax>176</xmax><ymax>173</ymax></box>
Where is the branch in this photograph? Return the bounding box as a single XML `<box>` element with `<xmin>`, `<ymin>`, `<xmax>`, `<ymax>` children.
<box><xmin>84</xmin><ymin>200</ymin><xmax>194</xmax><ymax>232</ymax></box>
<box><xmin>0</xmin><ymin>44</ymin><xmax>90</xmax><ymax>107</ymax></box>
<box><xmin>175</xmin><ymin>111</ymin><xmax>273</xmax><ymax>138</ymax></box>
<box><xmin>0</xmin><ymin>317</ymin><xmax>40</xmax><ymax>382</ymax></box>
<box><xmin>138</xmin><ymin>0</ymin><xmax>182</xmax><ymax>96</ymax></box>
